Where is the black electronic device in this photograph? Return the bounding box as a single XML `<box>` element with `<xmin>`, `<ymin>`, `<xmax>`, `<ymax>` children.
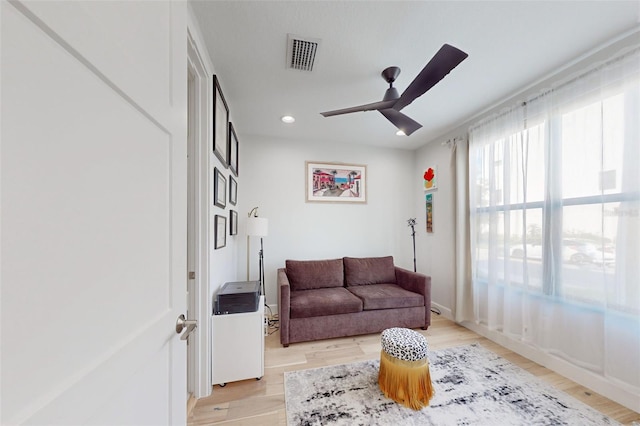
<box><xmin>214</xmin><ymin>281</ymin><xmax>260</xmax><ymax>315</ymax></box>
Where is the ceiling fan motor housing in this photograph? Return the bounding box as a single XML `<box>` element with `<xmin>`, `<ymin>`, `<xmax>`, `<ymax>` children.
<box><xmin>383</xmin><ymin>87</ymin><xmax>400</xmax><ymax>102</ymax></box>
<box><xmin>382</xmin><ymin>67</ymin><xmax>401</xmax><ymax>101</ymax></box>
<box><xmin>381</xmin><ymin>66</ymin><xmax>401</xmax><ymax>84</ymax></box>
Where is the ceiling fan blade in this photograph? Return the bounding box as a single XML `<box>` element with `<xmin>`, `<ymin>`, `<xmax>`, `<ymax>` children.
<box><xmin>320</xmin><ymin>99</ymin><xmax>396</xmax><ymax>117</ymax></box>
<box><xmin>393</xmin><ymin>44</ymin><xmax>468</xmax><ymax>112</ymax></box>
<box><xmin>379</xmin><ymin>108</ymin><xmax>422</xmax><ymax>136</ymax></box>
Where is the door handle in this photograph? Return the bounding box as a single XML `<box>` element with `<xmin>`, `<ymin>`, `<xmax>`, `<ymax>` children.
<box><xmin>176</xmin><ymin>314</ymin><xmax>197</xmax><ymax>340</ymax></box>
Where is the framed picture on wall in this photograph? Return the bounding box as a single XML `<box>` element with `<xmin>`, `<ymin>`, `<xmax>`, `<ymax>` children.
<box><xmin>229</xmin><ymin>210</ymin><xmax>238</xmax><ymax>236</ymax></box>
<box><xmin>426</xmin><ymin>193</ymin><xmax>433</xmax><ymax>233</ymax></box>
<box><xmin>229</xmin><ymin>176</ymin><xmax>237</xmax><ymax>206</ymax></box>
<box><xmin>228</xmin><ymin>122</ymin><xmax>239</xmax><ymax>177</ymax></box>
<box><xmin>214</xmin><ymin>215</ymin><xmax>227</xmax><ymax>249</ymax></box>
<box><xmin>306</xmin><ymin>161</ymin><xmax>367</xmax><ymax>203</ymax></box>
<box><xmin>424</xmin><ymin>166</ymin><xmax>437</xmax><ymax>191</ymax></box>
<box><xmin>214</xmin><ymin>167</ymin><xmax>226</xmax><ymax>208</ymax></box>
<box><xmin>213</xmin><ymin>75</ymin><xmax>229</xmax><ymax>167</ymax></box>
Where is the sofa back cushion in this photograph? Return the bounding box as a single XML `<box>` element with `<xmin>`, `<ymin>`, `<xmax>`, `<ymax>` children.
<box><xmin>285</xmin><ymin>258</ymin><xmax>344</xmax><ymax>291</ymax></box>
<box><xmin>344</xmin><ymin>256</ymin><xmax>396</xmax><ymax>286</ymax></box>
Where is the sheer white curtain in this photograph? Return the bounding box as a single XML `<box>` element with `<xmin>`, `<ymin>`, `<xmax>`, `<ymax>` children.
<box><xmin>452</xmin><ymin>138</ymin><xmax>473</xmax><ymax>323</ymax></box>
<box><xmin>467</xmin><ymin>46</ymin><xmax>640</xmax><ymax>405</ymax></box>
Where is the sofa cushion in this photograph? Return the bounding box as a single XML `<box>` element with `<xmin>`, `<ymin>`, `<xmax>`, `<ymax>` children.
<box><xmin>347</xmin><ymin>284</ymin><xmax>424</xmax><ymax>310</ymax></box>
<box><xmin>290</xmin><ymin>287</ymin><xmax>363</xmax><ymax>319</ymax></box>
<box><xmin>286</xmin><ymin>258</ymin><xmax>344</xmax><ymax>291</ymax></box>
<box><xmin>344</xmin><ymin>256</ymin><xmax>396</xmax><ymax>286</ymax></box>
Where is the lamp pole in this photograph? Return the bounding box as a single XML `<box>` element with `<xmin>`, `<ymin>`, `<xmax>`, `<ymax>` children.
<box><xmin>246</xmin><ymin>207</ymin><xmax>268</xmax><ymax>304</ymax></box>
<box><xmin>408</xmin><ymin>218</ymin><xmax>417</xmax><ymax>272</ymax></box>
<box><xmin>246</xmin><ymin>207</ymin><xmax>259</xmax><ymax>281</ymax></box>
<box><xmin>259</xmin><ymin>237</ymin><xmax>265</xmax><ymax>296</ymax></box>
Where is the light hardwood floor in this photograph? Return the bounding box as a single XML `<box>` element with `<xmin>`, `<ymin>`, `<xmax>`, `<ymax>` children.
<box><xmin>188</xmin><ymin>315</ymin><xmax>640</xmax><ymax>425</ymax></box>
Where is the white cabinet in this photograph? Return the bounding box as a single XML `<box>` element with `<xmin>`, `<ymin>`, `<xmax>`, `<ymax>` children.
<box><xmin>211</xmin><ymin>296</ymin><xmax>264</xmax><ymax>386</ymax></box>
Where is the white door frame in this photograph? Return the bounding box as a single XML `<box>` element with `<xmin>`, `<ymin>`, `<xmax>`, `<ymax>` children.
<box><xmin>187</xmin><ymin>64</ymin><xmax>196</xmax><ymax>399</ymax></box>
<box><xmin>187</xmin><ymin>29</ymin><xmax>212</xmax><ymax>399</ymax></box>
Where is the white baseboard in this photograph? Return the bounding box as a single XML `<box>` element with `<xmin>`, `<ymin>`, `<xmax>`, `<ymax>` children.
<box><xmin>265</xmin><ymin>303</ymin><xmax>277</xmax><ymax>319</ymax></box>
<box><xmin>430</xmin><ymin>302</ymin><xmax>453</xmax><ymax>321</ymax></box>
<box><xmin>461</xmin><ymin>320</ymin><xmax>640</xmax><ymax>414</ymax></box>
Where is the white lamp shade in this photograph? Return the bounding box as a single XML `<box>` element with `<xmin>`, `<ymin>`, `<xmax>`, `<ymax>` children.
<box><xmin>247</xmin><ymin>217</ymin><xmax>268</xmax><ymax>237</ymax></box>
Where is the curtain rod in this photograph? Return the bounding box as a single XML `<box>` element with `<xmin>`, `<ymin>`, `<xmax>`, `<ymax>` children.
<box><xmin>525</xmin><ymin>44</ymin><xmax>639</xmax><ymax>105</ymax></box>
<box><xmin>465</xmin><ymin>26</ymin><xmax>640</xmax><ymax>129</ymax></box>
<box><xmin>442</xmin><ymin>136</ymin><xmax>464</xmax><ymax>148</ymax></box>
<box><xmin>469</xmin><ymin>43</ymin><xmax>640</xmax><ymax>133</ymax></box>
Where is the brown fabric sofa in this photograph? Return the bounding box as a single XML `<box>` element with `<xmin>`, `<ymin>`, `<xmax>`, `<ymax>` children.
<box><xmin>278</xmin><ymin>256</ymin><xmax>431</xmax><ymax>347</ymax></box>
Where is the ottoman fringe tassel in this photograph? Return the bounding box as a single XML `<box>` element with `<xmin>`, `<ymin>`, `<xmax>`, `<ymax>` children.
<box><xmin>378</xmin><ymin>350</ymin><xmax>435</xmax><ymax>410</ymax></box>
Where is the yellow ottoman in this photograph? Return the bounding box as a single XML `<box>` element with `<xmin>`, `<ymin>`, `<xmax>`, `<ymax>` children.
<box><xmin>378</xmin><ymin>327</ymin><xmax>435</xmax><ymax>410</ymax></box>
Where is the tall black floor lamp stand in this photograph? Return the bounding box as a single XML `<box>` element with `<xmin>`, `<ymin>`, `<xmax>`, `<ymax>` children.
<box><xmin>257</xmin><ymin>237</ymin><xmax>274</xmax><ymax>332</ymax></box>
<box><xmin>408</xmin><ymin>218</ymin><xmax>417</xmax><ymax>272</ymax></box>
<box><xmin>407</xmin><ymin>217</ymin><xmax>440</xmax><ymax>315</ymax></box>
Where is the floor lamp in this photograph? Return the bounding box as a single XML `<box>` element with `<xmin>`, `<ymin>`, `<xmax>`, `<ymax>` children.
<box><xmin>408</xmin><ymin>217</ymin><xmax>439</xmax><ymax>315</ymax></box>
<box><xmin>408</xmin><ymin>218</ymin><xmax>417</xmax><ymax>272</ymax></box>
<box><xmin>247</xmin><ymin>207</ymin><xmax>268</xmax><ymax>299</ymax></box>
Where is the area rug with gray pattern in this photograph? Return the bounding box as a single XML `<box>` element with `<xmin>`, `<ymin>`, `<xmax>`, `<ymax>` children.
<box><xmin>284</xmin><ymin>343</ymin><xmax>618</xmax><ymax>425</ymax></box>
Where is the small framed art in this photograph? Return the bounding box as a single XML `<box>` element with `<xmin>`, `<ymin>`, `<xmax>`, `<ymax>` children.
<box><xmin>228</xmin><ymin>122</ymin><xmax>239</xmax><ymax>177</ymax></box>
<box><xmin>213</xmin><ymin>75</ymin><xmax>229</xmax><ymax>166</ymax></box>
<box><xmin>214</xmin><ymin>215</ymin><xmax>227</xmax><ymax>249</ymax></box>
<box><xmin>426</xmin><ymin>193</ymin><xmax>434</xmax><ymax>233</ymax></box>
<box><xmin>229</xmin><ymin>176</ymin><xmax>237</xmax><ymax>206</ymax></box>
<box><xmin>229</xmin><ymin>210</ymin><xmax>238</xmax><ymax>236</ymax></box>
<box><xmin>214</xmin><ymin>167</ymin><xmax>226</xmax><ymax>208</ymax></box>
<box><xmin>306</xmin><ymin>161</ymin><xmax>367</xmax><ymax>203</ymax></box>
<box><xmin>424</xmin><ymin>166</ymin><xmax>437</xmax><ymax>191</ymax></box>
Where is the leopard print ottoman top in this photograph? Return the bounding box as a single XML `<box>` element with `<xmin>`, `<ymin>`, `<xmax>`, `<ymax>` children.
<box><xmin>381</xmin><ymin>327</ymin><xmax>428</xmax><ymax>361</ymax></box>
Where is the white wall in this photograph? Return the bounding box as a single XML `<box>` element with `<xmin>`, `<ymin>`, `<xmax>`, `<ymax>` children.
<box><xmin>412</xmin><ymin>140</ymin><xmax>458</xmax><ymax>318</ymax></box>
<box><xmin>185</xmin><ymin>25</ymin><xmax>241</xmax><ymax>309</ymax></box>
<box><xmin>237</xmin><ymin>135</ymin><xmax>415</xmax><ymax>306</ymax></box>
<box><xmin>187</xmin><ymin>5</ymin><xmax>247</xmax><ymax>398</ymax></box>
<box><xmin>208</xmin><ymin>142</ymin><xmax>241</xmax><ymax>303</ymax></box>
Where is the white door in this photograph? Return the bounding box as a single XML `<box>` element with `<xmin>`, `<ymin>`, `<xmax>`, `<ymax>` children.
<box><xmin>1</xmin><ymin>1</ymin><xmax>188</xmax><ymax>425</ymax></box>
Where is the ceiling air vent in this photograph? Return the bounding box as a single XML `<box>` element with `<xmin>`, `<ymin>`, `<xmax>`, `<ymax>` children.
<box><xmin>286</xmin><ymin>34</ymin><xmax>320</xmax><ymax>72</ymax></box>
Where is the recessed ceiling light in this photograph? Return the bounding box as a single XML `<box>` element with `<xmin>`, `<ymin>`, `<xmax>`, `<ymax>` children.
<box><xmin>281</xmin><ymin>115</ymin><xmax>295</xmax><ymax>124</ymax></box>
<box><xmin>396</xmin><ymin>130</ymin><xmax>406</xmax><ymax>136</ymax></box>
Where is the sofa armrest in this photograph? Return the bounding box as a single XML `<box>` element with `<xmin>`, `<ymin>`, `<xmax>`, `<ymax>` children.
<box><xmin>277</xmin><ymin>268</ymin><xmax>291</xmax><ymax>347</ymax></box>
<box><xmin>395</xmin><ymin>267</ymin><xmax>432</xmax><ymax>328</ymax></box>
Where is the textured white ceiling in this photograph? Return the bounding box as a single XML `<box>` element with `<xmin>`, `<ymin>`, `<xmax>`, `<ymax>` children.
<box><xmin>190</xmin><ymin>1</ymin><xmax>640</xmax><ymax>150</ymax></box>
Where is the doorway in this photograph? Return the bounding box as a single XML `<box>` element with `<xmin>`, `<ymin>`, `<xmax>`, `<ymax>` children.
<box><xmin>186</xmin><ymin>29</ymin><xmax>212</xmax><ymax>404</ymax></box>
<box><xmin>187</xmin><ymin>65</ymin><xmax>196</xmax><ymax>403</ymax></box>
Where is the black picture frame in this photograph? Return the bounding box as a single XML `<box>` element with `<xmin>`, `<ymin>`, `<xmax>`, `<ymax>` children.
<box><xmin>230</xmin><ymin>210</ymin><xmax>238</xmax><ymax>236</ymax></box>
<box><xmin>228</xmin><ymin>122</ymin><xmax>239</xmax><ymax>177</ymax></box>
<box><xmin>213</xmin><ymin>167</ymin><xmax>226</xmax><ymax>208</ymax></box>
<box><xmin>213</xmin><ymin>75</ymin><xmax>229</xmax><ymax>167</ymax></box>
<box><xmin>214</xmin><ymin>215</ymin><xmax>227</xmax><ymax>249</ymax></box>
<box><xmin>229</xmin><ymin>176</ymin><xmax>237</xmax><ymax>206</ymax></box>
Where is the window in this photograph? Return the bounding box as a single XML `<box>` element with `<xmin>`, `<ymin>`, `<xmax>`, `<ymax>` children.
<box><xmin>469</xmin><ymin>53</ymin><xmax>639</xmax><ymax>311</ymax></box>
<box><xmin>466</xmin><ymin>43</ymin><xmax>640</xmax><ymax>395</ymax></box>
